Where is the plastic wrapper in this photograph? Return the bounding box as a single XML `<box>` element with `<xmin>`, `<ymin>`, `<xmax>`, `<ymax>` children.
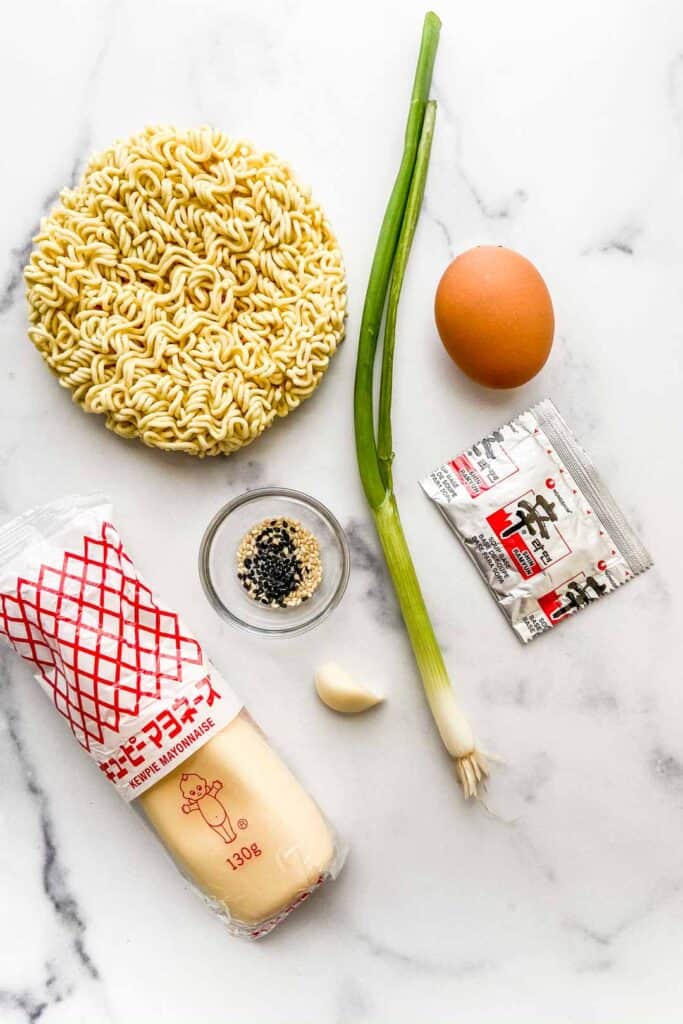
<box><xmin>0</xmin><ymin>495</ymin><xmax>345</xmax><ymax>937</ymax></box>
<box><xmin>420</xmin><ymin>399</ymin><xmax>652</xmax><ymax>642</ymax></box>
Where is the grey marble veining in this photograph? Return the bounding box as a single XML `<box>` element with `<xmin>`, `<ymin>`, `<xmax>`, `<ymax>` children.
<box><xmin>0</xmin><ymin>654</ymin><xmax>107</xmax><ymax>1022</ymax></box>
<box><xmin>1</xmin><ymin>0</ymin><xmax>683</xmax><ymax>1021</ymax></box>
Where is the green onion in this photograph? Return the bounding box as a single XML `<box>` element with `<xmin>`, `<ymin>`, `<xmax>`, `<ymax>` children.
<box><xmin>353</xmin><ymin>14</ymin><xmax>488</xmax><ymax>798</ymax></box>
<box><xmin>354</xmin><ymin>11</ymin><xmax>441</xmax><ymax>511</ymax></box>
<box><xmin>377</xmin><ymin>100</ymin><xmax>437</xmax><ymax>490</ymax></box>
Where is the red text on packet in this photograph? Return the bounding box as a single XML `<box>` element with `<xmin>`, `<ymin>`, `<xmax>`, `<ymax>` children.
<box><xmin>449</xmin><ymin>455</ymin><xmax>489</xmax><ymax>498</ymax></box>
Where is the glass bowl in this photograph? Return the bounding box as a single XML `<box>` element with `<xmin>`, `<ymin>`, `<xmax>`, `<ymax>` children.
<box><xmin>199</xmin><ymin>488</ymin><xmax>350</xmax><ymax>637</ymax></box>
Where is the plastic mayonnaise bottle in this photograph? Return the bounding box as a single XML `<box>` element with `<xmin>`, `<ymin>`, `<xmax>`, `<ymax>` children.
<box><xmin>0</xmin><ymin>496</ymin><xmax>343</xmax><ymax>937</ymax></box>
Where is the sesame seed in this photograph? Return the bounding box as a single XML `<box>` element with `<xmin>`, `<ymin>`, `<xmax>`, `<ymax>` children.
<box><xmin>236</xmin><ymin>516</ymin><xmax>322</xmax><ymax>608</ymax></box>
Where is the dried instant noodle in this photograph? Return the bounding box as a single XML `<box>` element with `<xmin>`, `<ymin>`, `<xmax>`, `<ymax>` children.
<box><xmin>24</xmin><ymin>126</ymin><xmax>346</xmax><ymax>456</ymax></box>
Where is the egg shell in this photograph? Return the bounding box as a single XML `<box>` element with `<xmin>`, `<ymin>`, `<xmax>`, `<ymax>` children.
<box><xmin>434</xmin><ymin>246</ymin><xmax>555</xmax><ymax>389</ymax></box>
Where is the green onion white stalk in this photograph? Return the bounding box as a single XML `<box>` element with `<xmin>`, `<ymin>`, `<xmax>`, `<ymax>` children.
<box><xmin>353</xmin><ymin>12</ymin><xmax>488</xmax><ymax>798</ymax></box>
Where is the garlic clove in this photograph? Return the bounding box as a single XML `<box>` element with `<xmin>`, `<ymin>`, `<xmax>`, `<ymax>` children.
<box><xmin>314</xmin><ymin>662</ymin><xmax>383</xmax><ymax>714</ymax></box>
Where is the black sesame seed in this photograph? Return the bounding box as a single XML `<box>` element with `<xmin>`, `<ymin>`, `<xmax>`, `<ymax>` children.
<box><xmin>238</xmin><ymin>516</ymin><xmax>321</xmax><ymax>608</ymax></box>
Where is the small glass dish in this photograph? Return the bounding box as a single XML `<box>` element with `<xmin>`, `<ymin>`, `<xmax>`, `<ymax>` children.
<box><xmin>199</xmin><ymin>487</ymin><xmax>350</xmax><ymax>637</ymax></box>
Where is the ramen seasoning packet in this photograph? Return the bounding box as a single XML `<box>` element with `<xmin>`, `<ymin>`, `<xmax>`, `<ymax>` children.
<box><xmin>420</xmin><ymin>399</ymin><xmax>652</xmax><ymax>642</ymax></box>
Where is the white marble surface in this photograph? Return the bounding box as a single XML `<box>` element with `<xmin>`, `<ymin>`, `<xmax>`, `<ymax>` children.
<box><xmin>1</xmin><ymin>0</ymin><xmax>683</xmax><ymax>1020</ymax></box>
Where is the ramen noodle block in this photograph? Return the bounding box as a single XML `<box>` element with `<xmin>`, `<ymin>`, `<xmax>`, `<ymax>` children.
<box><xmin>24</xmin><ymin>126</ymin><xmax>347</xmax><ymax>457</ymax></box>
<box><xmin>0</xmin><ymin>495</ymin><xmax>344</xmax><ymax>937</ymax></box>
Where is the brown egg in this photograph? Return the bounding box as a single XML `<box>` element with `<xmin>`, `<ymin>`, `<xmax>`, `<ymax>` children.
<box><xmin>434</xmin><ymin>246</ymin><xmax>554</xmax><ymax>389</ymax></box>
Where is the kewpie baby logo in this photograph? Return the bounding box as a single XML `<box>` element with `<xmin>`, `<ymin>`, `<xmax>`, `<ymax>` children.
<box><xmin>180</xmin><ymin>772</ymin><xmax>237</xmax><ymax>845</ymax></box>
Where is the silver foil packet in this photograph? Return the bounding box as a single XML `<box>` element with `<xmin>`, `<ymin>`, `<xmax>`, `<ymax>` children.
<box><xmin>420</xmin><ymin>400</ymin><xmax>652</xmax><ymax>643</ymax></box>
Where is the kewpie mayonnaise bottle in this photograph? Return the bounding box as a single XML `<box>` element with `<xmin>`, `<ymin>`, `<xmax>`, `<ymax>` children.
<box><xmin>0</xmin><ymin>496</ymin><xmax>344</xmax><ymax>937</ymax></box>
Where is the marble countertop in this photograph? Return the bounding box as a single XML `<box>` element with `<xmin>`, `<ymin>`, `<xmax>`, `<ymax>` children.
<box><xmin>2</xmin><ymin>0</ymin><xmax>683</xmax><ymax>1020</ymax></box>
